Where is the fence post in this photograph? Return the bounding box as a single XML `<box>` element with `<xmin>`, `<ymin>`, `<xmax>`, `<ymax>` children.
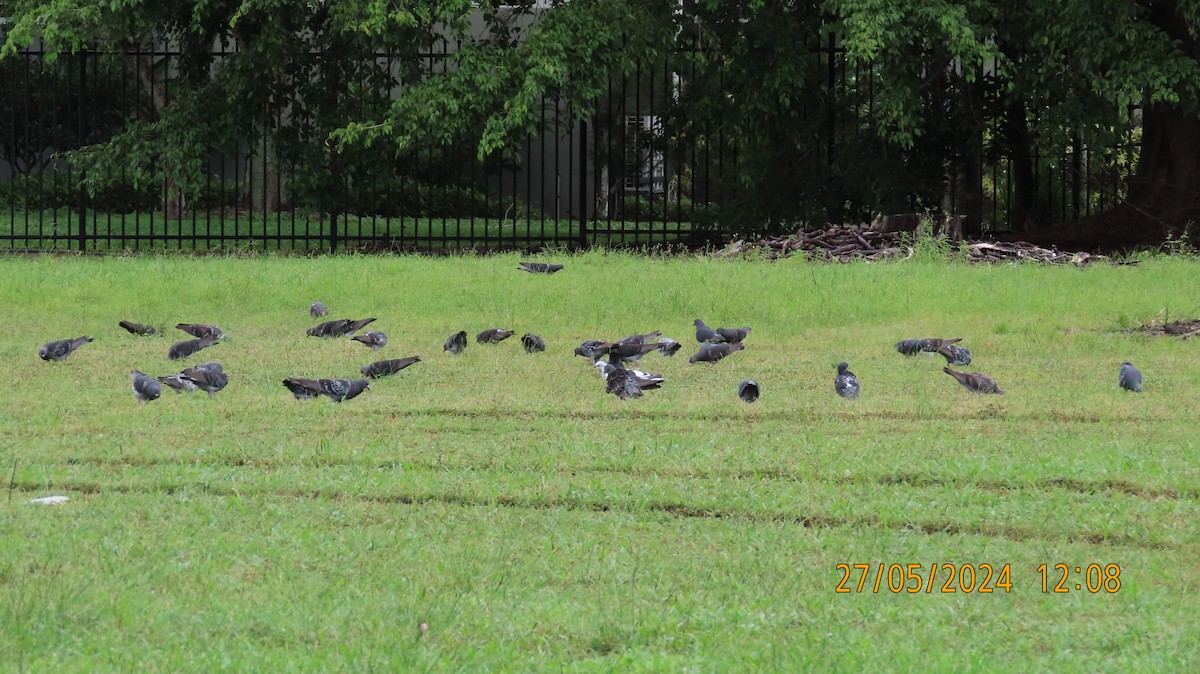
<box><xmin>77</xmin><ymin>50</ymin><xmax>89</xmax><ymax>251</ymax></box>
<box><xmin>578</xmin><ymin>118</ymin><xmax>588</xmax><ymax>249</ymax></box>
<box><xmin>328</xmin><ymin>146</ymin><xmax>339</xmax><ymax>254</ymax></box>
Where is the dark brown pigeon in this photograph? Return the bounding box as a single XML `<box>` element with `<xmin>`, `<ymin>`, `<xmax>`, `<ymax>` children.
<box><xmin>342</xmin><ymin>318</ymin><xmax>377</xmax><ymax>336</ymax></box>
<box><xmin>118</xmin><ymin>320</ymin><xmax>158</xmax><ymax>336</ymax></box>
<box><xmin>936</xmin><ymin>344</ymin><xmax>972</xmax><ymax>366</ymax></box>
<box><xmin>617</xmin><ymin>331</ymin><xmax>662</xmax><ymax>346</ymax></box>
<box><xmin>688</xmin><ymin>342</ymin><xmax>745</xmax><ymax>364</ymax></box>
<box><xmin>352</xmin><ymin>331</ymin><xmax>388</xmax><ymax>350</ymax></box>
<box><xmin>694</xmin><ymin>319</ymin><xmax>725</xmax><ymax>343</ymax></box>
<box><xmin>716</xmin><ymin>326</ymin><xmax>751</xmax><ymax>343</ymax></box>
<box><xmin>178</xmin><ymin>362</ymin><xmax>228</xmax><ymax>397</ymax></box>
<box><xmin>608</xmin><ymin>341</ymin><xmax>661</xmax><ymax>364</ymax></box>
<box><xmin>444</xmin><ymin>330</ymin><xmax>468</xmax><ymax>355</ymax></box>
<box><xmin>518</xmin><ymin>262</ymin><xmax>564</xmax><ymax>274</ymax></box>
<box><xmin>176</xmin><ymin>323</ymin><xmax>228</xmax><ymax>341</ymax></box>
<box><xmin>943</xmin><ymin>367</ymin><xmax>1004</xmax><ymax>394</ymax></box>
<box><xmin>604</xmin><ymin>366</ymin><xmax>644</xmax><ymax>400</ymax></box>
<box><xmin>131</xmin><ymin>370</ymin><xmax>162</xmax><ymax>403</ymax></box>
<box><xmin>477</xmin><ymin>328</ymin><xmax>515</xmax><ymax>344</ymax></box>
<box><xmin>521</xmin><ymin>333</ymin><xmax>546</xmax><ymax>353</ymax></box>
<box><xmin>574</xmin><ymin>340</ymin><xmax>612</xmax><ymax>360</ymax></box>
<box><xmin>310</xmin><ymin>301</ymin><xmax>329</xmax><ymax>318</ymax></box>
<box><xmin>38</xmin><ymin>336</ymin><xmax>93</xmax><ymax>361</ymax></box>
<box><xmin>308</xmin><ymin>319</ymin><xmax>352</xmax><ymax>338</ymax></box>
<box><xmin>895</xmin><ymin>337</ymin><xmax>962</xmax><ymax>356</ymax></box>
<box><xmin>168</xmin><ymin>335</ymin><xmax>218</xmax><ymax>361</ymax></box>
<box><xmin>361</xmin><ymin>356</ymin><xmax>421</xmax><ymax>378</ymax></box>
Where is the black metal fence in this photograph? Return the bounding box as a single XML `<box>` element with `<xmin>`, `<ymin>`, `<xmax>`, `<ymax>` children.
<box><xmin>0</xmin><ymin>36</ymin><xmax>1140</xmax><ymax>253</ymax></box>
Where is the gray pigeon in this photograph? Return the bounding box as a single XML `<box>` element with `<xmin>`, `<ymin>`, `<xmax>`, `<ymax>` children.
<box><xmin>477</xmin><ymin>328</ymin><xmax>515</xmax><ymax>344</ymax></box>
<box><xmin>310</xmin><ymin>301</ymin><xmax>329</xmax><ymax>318</ymax></box>
<box><xmin>521</xmin><ymin>333</ymin><xmax>546</xmax><ymax>353</ymax></box>
<box><xmin>895</xmin><ymin>337</ymin><xmax>962</xmax><ymax>356</ymax></box>
<box><xmin>604</xmin><ymin>366</ymin><xmax>644</xmax><ymax>400</ymax></box>
<box><xmin>282</xmin><ymin>377</ymin><xmax>370</xmax><ymax>402</ymax></box>
<box><xmin>834</xmin><ymin>362</ymin><xmax>860</xmax><ymax>399</ymax></box>
<box><xmin>168</xmin><ymin>335</ymin><xmax>218</xmax><ymax>360</ymax></box>
<box><xmin>694</xmin><ymin>319</ymin><xmax>725</xmax><ymax>343</ymax></box>
<box><xmin>574</xmin><ymin>340</ymin><xmax>612</xmax><ymax>361</ymax></box>
<box><xmin>688</xmin><ymin>342</ymin><xmax>745</xmax><ymax>364</ymax></box>
<box><xmin>118</xmin><ymin>320</ymin><xmax>158</xmax><ymax>336</ymax></box>
<box><xmin>361</xmin><ymin>356</ymin><xmax>421</xmax><ymax>378</ymax></box>
<box><xmin>594</xmin><ymin>361</ymin><xmax>664</xmax><ymax>390</ymax></box>
<box><xmin>716</xmin><ymin>326</ymin><xmax>751</xmax><ymax>343</ymax></box>
<box><xmin>352</xmin><ymin>331</ymin><xmax>388</xmax><ymax>350</ymax></box>
<box><xmin>443</xmin><ymin>330</ymin><xmax>468</xmax><ymax>355</ymax></box>
<box><xmin>936</xmin><ymin>344</ymin><xmax>972</xmax><ymax>366</ymax></box>
<box><xmin>518</xmin><ymin>262</ymin><xmax>564</xmax><ymax>274</ymax></box>
<box><xmin>657</xmin><ymin>337</ymin><xmax>682</xmax><ymax>357</ymax></box>
<box><xmin>178</xmin><ymin>362</ymin><xmax>228</xmax><ymax>397</ymax></box>
<box><xmin>38</xmin><ymin>336</ymin><xmax>93</xmax><ymax>361</ymax></box>
<box><xmin>738</xmin><ymin>380</ymin><xmax>760</xmax><ymax>403</ymax></box>
<box><xmin>131</xmin><ymin>370</ymin><xmax>162</xmax><ymax>403</ymax></box>
<box><xmin>944</xmin><ymin>367</ymin><xmax>1004</xmax><ymax>394</ymax></box>
<box><xmin>1119</xmin><ymin>362</ymin><xmax>1143</xmax><ymax>392</ymax></box>
<box><xmin>176</xmin><ymin>323</ymin><xmax>228</xmax><ymax>341</ymax></box>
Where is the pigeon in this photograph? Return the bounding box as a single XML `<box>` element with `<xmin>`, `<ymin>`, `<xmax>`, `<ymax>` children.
<box><xmin>518</xmin><ymin>262</ymin><xmax>564</xmax><ymax>274</ymax></box>
<box><xmin>310</xmin><ymin>301</ymin><xmax>329</xmax><ymax>318</ymax></box>
<box><xmin>608</xmin><ymin>341</ymin><xmax>662</xmax><ymax>364</ymax></box>
<box><xmin>694</xmin><ymin>319</ymin><xmax>725</xmax><ymax>343</ymax></box>
<box><xmin>617</xmin><ymin>330</ymin><xmax>662</xmax><ymax>346</ymax></box>
<box><xmin>282</xmin><ymin>377</ymin><xmax>370</xmax><ymax>402</ymax></box>
<box><xmin>936</xmin><ymin>344</ymin><xmax>972</xmax><ymax>366</ymax></box>
<box><xmin>352</xmin><ymin>331</ymin><xmax>388</xmax><ymax>350</ymax></box>
<box><xmin>477</xmin><ymin>328</ymin><xmax>515</xmax><ymax>344</ymax></box>
<box><xmin>594</xmin><ymin>361</ymin><xmax>664</xmax><ymax>390</ymax></box>
<box><xmin>944</xmin><ymin>367</ymin><xmax>1004</xmax><ymax>394</ymax></box>
<box><xmin>308</xmin><ymin>319</ymin><xmax>351</xmax><ymax>338</ymax></box>
<box><xmin>657</xmin><ymin>337</ymin><xmax>682</xmax><ymax>357</ymax></box>
<box><xmin>688</xmin><ymin>342</ymin><xmax>745</xmax><ymax>364</ymax></box>
<box><xmin>1119</xmin><ymin>362</ymin><xmax>1143</xmax><ymax>392</ymax></box>
<box><xmin>130</xmin><ymin>370</ymin><xmax>162</xmax><ymax>403</ymax></box>
<box><xmin>168</xmin><ymin>335</ymin><xmax>218</xmax><ymax>360</ymax></box>
<box><xmin>118</xmin><ymin>320</ymin><xmax>158</xmax><ymax>336</ymax></box>
<box><xmin>574</xmin><ymin>340</ymin><xmax>612</xmax><ymax>360</ymax></box>
<box><xmin>604</xmin><ymin>366</ymin><xmax>645</xmax><ymax>400</ymax></box>
<box><xmin>342</xmin><ymin>318</ymin><xmax>377</xmax><ymax>336</ymax></box>
<box><xmin>177</xmin><ymin>362</ymin><xmax>228</xmax><ymax>397</ymax></box>
<box><xmin>834</xmin><ymin>362</ymin><xmax>859</xmax><ymax>400</ymax></box>
<box><xmin>157</xmin><ymin>374</ymin><xmax>198</xmax><ymax>393</ymax></box>
<box><xmin>158</xmin><ymin>361</ymin><xmax>224</xmax><ymax>393</ymax></box>
<box><xmin>895</xmin><ymin>337</ymin><xmax>962</xmax><ymax>356</ymax></box>
<box><xmin>443</xmin><ymin>330</ymin><xmax>468</xmax><ymax>355</ymax></box>
<box><xmin>738</xmin><ymin>380</ymin><xmax>760</xmax><ymax>403</ymax></box>
<box><xmin>521</xmin><ymin>333</ymin><xmax>546</xmax><ymax>353</ymax></box>
<box><xmin>716</xmin><ymin>326</ymin><xmax>751</xmax><ymax>343</ymax></box>
<box><xmin>176</xmin><ymin>323</ymin><xmax>228</xmax><ymax>341</ymax></box>
<box><xmin>38</xmin><ymin>336</ymin><xmax>93</xmax><ymax>361</ymax></box>
<box><xmin>361</xmin><ymin>356</ymin><xmax>421</xmax><ymax>378</ymax></box>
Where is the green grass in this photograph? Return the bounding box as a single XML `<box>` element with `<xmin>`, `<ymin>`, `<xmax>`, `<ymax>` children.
<box><xmin>0</xmin><ymin>209</ymin><xmax>698</xmax><ymax>251</ymax></box>
<box><xmin>2</xmin><ymin>251</ymin><xmax>1200</xmax><ymax>672</ymax></box>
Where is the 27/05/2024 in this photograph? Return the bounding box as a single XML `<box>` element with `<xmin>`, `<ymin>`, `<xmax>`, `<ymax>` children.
<box><xmin>834</xmin><ymin>563</ymin><xmax>1123</xmax><ymax>594</ymax></box>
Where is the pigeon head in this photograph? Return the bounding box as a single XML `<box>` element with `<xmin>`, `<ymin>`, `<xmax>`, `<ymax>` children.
<box><xmin>837</xmin><ymin>361</ymin><xmax>850</xmax><ymax>374</ymax></box>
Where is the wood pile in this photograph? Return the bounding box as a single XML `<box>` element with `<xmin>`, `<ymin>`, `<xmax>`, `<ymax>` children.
<box><xmin>715</xmin><ymin>225</ymin><xmax>1122</xmax><ymax>266</ymax></box>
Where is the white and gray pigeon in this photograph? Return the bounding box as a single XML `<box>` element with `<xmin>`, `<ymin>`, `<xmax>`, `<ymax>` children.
<box><xmin>834</xmin><ymin>362</ymin><xmax>860</xmax><ymax>400</ymax></box>
<box><xmin>657</xmin><ymin>337</ymin><xmax>682</xmax><ymax>357</ymax></box>
<box><xmin>944</xmin><ymin>367</ymin><xmax>1004</xmax><ymax>394</ymax></box>
<box><xmin>477</xmin><ymin>328</ymin><xmax>515</xmax><ymax>344</ymax></box>
<box><xmin>361</xmin><ymin>356</ymin><xmax>421</xmax><ymax>378</ymax></box>
<box><xmin>118</xmin><ymin>320</ymin><xmax>158</xmax><ymax>336</ymax></box>
<box><xmin>352</xmin><ymin>331</ymin><xmax>388</xmax><ymax>350</ymax></box>
<box><xmin>518</xmin><ymin>262</ymin><xmax>564</xmax><ymax>274</ymax></box>
<box><xmin>738</xmin><ymin>380</ymin><xmax>760</xmax><ymax>403</ymax></box>
<box><xmin>168</xmin><ymin>335</ymin><xmax>218</xmax><ymax>360</ymax></box>
<box><xmin>594</xmin><ymin>361</ymin><xmax>664</xmax><ymax>390</ymax></box>
<box><xmin>694</xmin><ymin>319</ymin><xmax>725</xmax><ymax>343</ymax></box>
<box><xmin>444</xmin><ymin>330</ymin><xmax>468</xmax><ymax>355</ymax></box>
<box><xmin>688</xmin><ymin>342</ymin><xmax>744</xmax><ymax>364</ymax></box>
<box><xmin>130</xmin><ymin>370</ymin><xmax>162</xmax><ymax>403</ymax></box>
<box><xmin>895</xmin><ymin>337</ymin><xmax>962</xmax><ymax>356</ymax></box>
<box><xmin>310</xmin><ymin>301</ymin><xmax>329</xmax><ymax>318</ymax></box>
<box><xmin>521</xmin><ymin>333</ymin><xmax>546</xmax><ymax>353</ymax></box>
<box><xmin>1119</xmin><ymin>362</ymin><xmax>1143</xmax><ymax>392</ymax></box>
<box><xmin>38</xmin><ymin>336</ymin><xmax>93</xmax><ymax>361</ymax></box>
<box><xmin>282</xmin><ymin>377</ymin><xmax>370</xmax><ymax>402</ymax></box>
<box><xmin>936</xmin><ymin>344</ymin><xmax>972</xmax><ymax>366</ymax></box>
<box><xmin>176</xmin><ymin>323</ymin><xmax>228</xmax><ymax>341</ymax></box>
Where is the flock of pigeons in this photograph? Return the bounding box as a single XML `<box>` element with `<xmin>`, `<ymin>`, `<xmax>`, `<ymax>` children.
<box><xmin>34</xmin><ymin>261</ymin><xmax>1148</xmax><ymax>403</ymax></box>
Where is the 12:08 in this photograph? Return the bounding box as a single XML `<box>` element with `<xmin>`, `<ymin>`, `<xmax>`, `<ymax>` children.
<box><xmin>1037</xmin><ymin>563</ymin><xmax>1121</xmax><ymax>593</ymax></box>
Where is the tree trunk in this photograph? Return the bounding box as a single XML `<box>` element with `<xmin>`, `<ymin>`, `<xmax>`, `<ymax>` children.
<box><xmin>1002</xmin><ymin>95</ymin><xmax>1036</xmax><ymax>232</ymax></box>
<box><xmin>1126</xmin><ymin>104</ymin><xmax>1200</xmax><ymax>231</ymax></box>
<box><xmin>131</xmin><ymin>53</ymin><xmax>185</xmax><ymax>220</ymax></box>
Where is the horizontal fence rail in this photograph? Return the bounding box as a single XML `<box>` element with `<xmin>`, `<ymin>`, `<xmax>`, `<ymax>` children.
<box><xmin>0</xmin><ymin>38</ymin><xmax>1139</xmax><ymax>253</ymax></box>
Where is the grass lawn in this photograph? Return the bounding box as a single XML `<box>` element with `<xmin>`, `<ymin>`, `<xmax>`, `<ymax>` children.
<box><xmin>2</xmin><ymin>250</ymin><xmax>1199</xmax><ymax>672</ymax></box>
<box><xmin>0</xmin><ymin>209</ymin><xmax>698</xmax><ymax>251</ymax></box>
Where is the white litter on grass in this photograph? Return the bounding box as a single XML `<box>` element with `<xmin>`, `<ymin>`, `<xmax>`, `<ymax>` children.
<box><xmin>30</xmin><ymin>495</ymin><xmax>70</xmax><ymax>505</ymax></box>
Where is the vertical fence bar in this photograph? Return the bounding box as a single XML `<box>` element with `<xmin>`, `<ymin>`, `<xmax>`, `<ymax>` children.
<box><xmin>578</xmin><ymin>118</ymin><xmax>588</xmax><ymax>249</ymax></box>
<box><xmin>76</xmin><ymin>50</ymin><xmax>89</xmax><ymax>251</ymax></box>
